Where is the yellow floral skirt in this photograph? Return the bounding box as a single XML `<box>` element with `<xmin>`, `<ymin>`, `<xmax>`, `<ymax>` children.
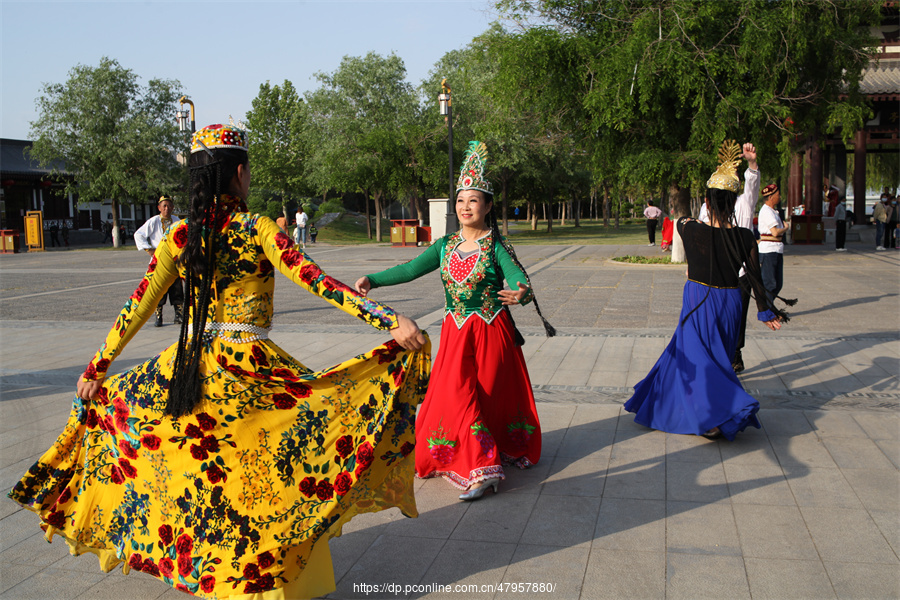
<box><xmin>8</xmin><ymin>334</ymin><xmax>430</xmax><ymax>599</ymax></box>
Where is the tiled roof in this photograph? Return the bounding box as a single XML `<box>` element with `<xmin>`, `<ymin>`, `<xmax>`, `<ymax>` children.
<box><xmin>0</xmin><ymin>139</ymin><xmax>68</xmax><ymax>177</ymax></box>
<box><xmin>860</xmin><ymin>58</ymin><xmax>900</xmax><ymax>95</ymax></box>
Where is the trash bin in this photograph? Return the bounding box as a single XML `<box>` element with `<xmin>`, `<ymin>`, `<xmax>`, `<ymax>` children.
<box><xmin>390</xmin><ymin>219</ymin><xmax>420</xmax><ymax>247</ymax></box>
<box><xmin>791</xmin><ymin>215</ymin><xmax>823</xmax><ymax>244</ymax></box>
<box><xmin>0</xmin><ymin>229</ymin><xmax>20</xmax><ymax>253</ymax></box>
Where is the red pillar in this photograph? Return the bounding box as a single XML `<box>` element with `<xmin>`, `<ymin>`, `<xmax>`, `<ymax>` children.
<box><xmin>788</xmin><ymin>153</ymin><xmax>804</xmax><ymax>214</ymax></box>
<box><xmin>806</xmin><ymin>136</ymin><xmax>824</xmax><ymax>215</ymax></box>
<box><xmin>853</xmin><ymin>129</ymin><xmax>867</xmax><ymax>225</ymax></box>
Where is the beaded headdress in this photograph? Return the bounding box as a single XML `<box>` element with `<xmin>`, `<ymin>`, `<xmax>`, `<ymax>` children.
<box><xmin>456</xmin><ymin>141</ymin><xmax>494</xmax><ymax>195</ymax></box>
<box><xmin>706</xmin><ymin>140</ymin><xmax>742</xmax><ymax>193</ymax></box>
<box><xmin>191</xmin><ymin>124</ymin><xmax>249</xmax><ymax>154</ymax></box>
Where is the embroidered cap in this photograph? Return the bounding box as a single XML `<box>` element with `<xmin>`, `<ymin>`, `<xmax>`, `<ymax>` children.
<box><xmin>706</xmin><ymin>140</ymin><xmax>742</xmax><ymax>193</ymax></box>
<box><xmin>456</xmin><ymin>141</ymin><xmax>493</xmax><ymax>195</ymax></box>
<box><xmin>762</xmin><ymin>183</ymin><xmax>779</xmax><ymax>198</ymax></box>
<box><xmin>191</xmin><ymin>124</ymin><xmax>249</xmax><ymax>154</ymax></box>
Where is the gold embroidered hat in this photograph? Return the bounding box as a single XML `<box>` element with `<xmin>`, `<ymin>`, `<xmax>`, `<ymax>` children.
<box><xmin>456</xmin><ymin>141</ymin><xmax>494</xmax><ymax>195</ymax></box>
<box><xmin>706</xmin><ymin>140</ymin><xmax>742</xmax><ymax>193</ymax></box>
<box><xmin>191</xmin><ymin>124</ymin><xmax>249</xmax><ymax>154</ymax></box>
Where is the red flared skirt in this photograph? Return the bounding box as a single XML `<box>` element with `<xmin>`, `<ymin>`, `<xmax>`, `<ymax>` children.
<box><xmin>416</xmin><ymin>310</ymin><xmax>541</xmax><ymax>489</ymax></box>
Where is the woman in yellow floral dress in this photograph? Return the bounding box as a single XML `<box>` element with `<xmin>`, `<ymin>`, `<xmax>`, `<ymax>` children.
<box><xmin>8</xmin><ymin>124</ymin><xmax>430</xmax><ymax>599</ymax></box>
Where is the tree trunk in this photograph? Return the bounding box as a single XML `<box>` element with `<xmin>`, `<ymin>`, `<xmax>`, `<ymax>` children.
<box><xmin>573</xmin><ymin>191</ymin><xmax>581</xmax><ymax>227</ymax></box>
<box><xmin>374</xmin><ymin>190</ymin><xmax>383</xmax><ymax>242</ymax></box>
<box><xmin>111</xmin><ymin>198</ymin><xmax>121</xmax><ymax>248</ymax></box>
<box><xmin>530</xmin><ymin>201</ymin><xmax>538</xmax><ymax>231</ymax></box>
<box><xmin>364</xmin><ymin>188</ymin><xmax>372</xmax><ymax>239</ymax></box>
<box><xmin>603</xmin><ymin>183</ymin><xmax>611</xmax><ymax>227</ymax></box>
<box><xmin>501</xmin><ymin>179</ymin><xmax>509</xmax><ymax>237</ymax></box>
<box><xmin>546</xmin><ymin>191</ymin><xmax>554</xmax><ymax>233</ymax></box>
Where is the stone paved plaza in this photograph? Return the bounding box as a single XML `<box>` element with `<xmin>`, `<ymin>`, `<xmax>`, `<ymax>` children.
<box><xmin>0</xmin><ymin>234</ymin><xmax>898</xmax><ymax>599</ymax></box>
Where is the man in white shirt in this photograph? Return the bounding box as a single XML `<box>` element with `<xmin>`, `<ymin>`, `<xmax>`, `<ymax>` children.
<box><xmin>643</xmin><ymin>200</ymin><xmax>663</xmax><ymax>246</ymax></box>
<box><xmin>295</xmin><ymin>207</ymin><xmax>308</xmax><ymax>249</ymax></box>
<box><xmin>134</xmin><ymin>196</ymin><xmax>183</xmax><ymax>327</ymax></box>
<box><xmin>757</xmin><ymin>183</ymin><xmax>789</xmax><ymax>306</ymax></box>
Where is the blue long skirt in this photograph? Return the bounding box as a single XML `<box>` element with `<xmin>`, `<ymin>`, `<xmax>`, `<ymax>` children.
<box><xmin>624</xmin><ymin>281</ymin><xmax>761</xmax><ymax>441</ymax></box>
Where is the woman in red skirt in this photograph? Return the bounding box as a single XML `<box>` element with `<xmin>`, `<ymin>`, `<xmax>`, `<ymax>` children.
<box><xmin>355</xmin><ymin>141</ymin><xmax>555</xmax><ymax>500</ymax></box>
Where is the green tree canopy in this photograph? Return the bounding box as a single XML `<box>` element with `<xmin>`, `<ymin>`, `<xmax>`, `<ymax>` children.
<box><xmin>245</xmin><ymin>80</ymin><xmax>311</xmax><ymax>219</ymax></box>
<box><xmin>29</xmin><ymin>57</ymin><xmax>183</xmax><ymax>247</ymax></box>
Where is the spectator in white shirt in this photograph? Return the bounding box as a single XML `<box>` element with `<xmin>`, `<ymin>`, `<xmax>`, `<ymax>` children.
<box><xmin>134</xmin><ymin>196</ymin><xmax>184</xmax><ymax>327</ymax></box>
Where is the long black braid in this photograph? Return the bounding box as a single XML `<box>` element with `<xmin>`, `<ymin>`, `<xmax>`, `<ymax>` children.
<box><xmin>681</xmin><ymin>188</ymin><xmax>789</xmax><ymax>327</ymax></box>
<box><xmin>484</xmin><ymin>195</ymin><xmax>556</xmax><ymax>340</ymax></box>
<box><xmin>166</xmin><ymin>148</ymin><xmax>247</xmax><ymax>417</ymax></box>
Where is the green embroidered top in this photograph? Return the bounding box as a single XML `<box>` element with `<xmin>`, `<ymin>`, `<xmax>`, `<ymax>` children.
<box><xmin>367</xmin><ymin>231</ymin><xmax>533</xmax><ymax>328</ymax></box>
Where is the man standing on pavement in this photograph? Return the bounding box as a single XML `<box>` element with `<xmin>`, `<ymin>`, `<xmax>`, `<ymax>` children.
<box><xmin>833</xmin><ymin>189</ymin><xmax>848</xmax><ymax>252</ymax></box>
<box><xmin>643</xmin><ymin>200</ymin><xmax>663</xmax><ymax>246</ymax></box>
<box><xmin>873</xmin><ymin>194</ymin><xmax>890</xmax><ymax>250</ymax></box>
<box><xmin>134</xmin><ymin>195</ymin><xmax>183</xmax><ymax>327</ymax></box>
<box><xmin>757</xmin><ymin>183</ymin><xmax>789</xmax><ymax>307</ymax></box>
<box><xmin>295</xmin><ymin>205</ymin><xmax>308</xmax><ymax>249</ymax></box>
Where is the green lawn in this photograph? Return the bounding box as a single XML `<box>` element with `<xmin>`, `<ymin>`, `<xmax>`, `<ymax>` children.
<box><xmin>505</xmin><ymin>219</ymin><xmax>650</xmax><ymax>245</ymax></box>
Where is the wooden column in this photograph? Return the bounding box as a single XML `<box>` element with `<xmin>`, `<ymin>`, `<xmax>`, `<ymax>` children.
<box><xmin>788</xmin><ymin>152</ymin><xmax>804</xmax><ymax>213</ymax></box>
<box><xmin>806</xmin><ymin>135</ymin><xmax>824</xmax><ymax>215</ymax></box>
<box><xmin>853</xmin><ymin>129</ymin><xmax>867</xmax><ymax>225</ymax></box>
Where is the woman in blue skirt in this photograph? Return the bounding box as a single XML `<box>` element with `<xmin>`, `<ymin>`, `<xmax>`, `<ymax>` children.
<box><xmin>624</xmin><ymin>141</ymin><xmax>789</xmax><ymax>440</ymax></box>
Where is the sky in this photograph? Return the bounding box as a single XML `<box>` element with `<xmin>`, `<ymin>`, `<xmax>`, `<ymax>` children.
<box><xmin>0</xmin><ymin>1</ymin><xmax>499</xmax><ymax>140</ymax></box>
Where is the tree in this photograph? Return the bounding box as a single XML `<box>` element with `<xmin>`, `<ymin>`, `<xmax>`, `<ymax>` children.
<box><xmin>305</xmin><ymin>53</ymin><xmax>417</xmax><ymax>241</ymax></box>
<box><xmin>245</xmin><ymin>80</ymin><xmax>311</xmax><ymax>220</ymax></box>
<box><xmin>29</xmin><ymin>57</ymin><xmax>183</xmax><ymax>247</ymax></box>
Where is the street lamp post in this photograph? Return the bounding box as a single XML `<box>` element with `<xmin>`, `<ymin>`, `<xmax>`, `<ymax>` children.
<box><xmin>439</xmin><ymin>79</ymin><xmax>458</xmax><ymax>232</ymax></box>
<box><xmin>177</xmin><ymin>96</ymin><xmax>195</xmax><ymax>133</ymax></box>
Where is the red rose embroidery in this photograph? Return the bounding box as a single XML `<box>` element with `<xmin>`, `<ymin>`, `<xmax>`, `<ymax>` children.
<box><xmin>200</xmin><ymin>575</ymin><xmax>215</xmax><ymax>593</ymax></box>
<box><xmin>243</xmin><ymin>563</ymin><xmax>260</xmax><ymax>580</ymax></box>
<box><xmin>131</xmin><ymin>279</ymin><xmax>149</xmax><ymax>301</ymax></box>
<box><xmin>322</xmin><ymin>276</ymin><xmax>352</xmax><ymax>293</ymax></box>
<box><xmin>272</xmin><ymin>393</ymin><xmax>297</xmax><ymax>410</ymax></box>
<box><xmin>110</xmin><ymin>465</ymin><xmax>125</xmax><ymax>485</ymax></box>
<box><xmin>335</xmin><ymin>435</ymin><xmax>353</xmax><ymax>458</ymax></box>
<box><xmin>400</xmin><ymin>441</ymin><xmax>415</xmax><ymax>456</ymax></box>
<box><xmin>177</xmin><ymin>553</ymin><xmax>193</xmax><ymax>577</ymax></box>
<box><xmin>356</xmin><ymin>442</ymin><xmax>374</xmax><ymax>470</ymax></box>
<box><xmin>259</xmin><ymin>259</ymin><xmax>273</xmax><ymax>276</ymax></box>
<box><xmin>334</xmin><ymin>472</ymin><xmax>352</xmax><ymax>496</ymax></box>
<box><xmin>251</xmin><ymin>345</ymin><xmax>269</xmax><ymax>367</ymax></box>
<box><xmin>257</xmin><ymin>552</ymin><xmax>275</xmax><ymax>569</ymax></box>
<box><xmin>158</xmin><ymin>557</ymin><xmax>174</xmax><ymax>577</ymax></box>
<box><xmin>142</xmin><ymin>560</ymin><xmax>160</xmax><ymax>577</ymax></box>
<box><xmin>96</xmin><ymin>358</ymin><xmax>111</xmax><ymax>372</ymax></box>
<box><xmin>190</xmin><ymin>444</ymin><xmax>208</xmax><ymax>460</ymax></box>
<box><xmin>45</xmin><ymin>510</ymin><xmax>66</xmax><ymax>528</ymax></box>
<box><xmin>281</xmin><ymin>249</ymin><xmax>304</xmax><ymax>268</ymax></box>
<box><xmin>272</xmin><ymin>368</ymin><xmax>298</xmax><ymax>381</ymax></box>
<box><xmin>128</xmin><ymin>553</ymin><xmax>144</xmax><ymax>571</ymax></box>
<box><xmin>286</xmin><ymin>382</ymin><xmax>312</xmax><ymax>399</ymax></box>
<box><xmin>86</xmin><ymin>409</ymin><xmax>99</xmax><ymax>428</ymax></box>
<box><xmin>118</xmin><ymin>440</ymin><xmax>138</xmax><ymax>459</ymax></box>
<box><xmin>172</xmin><ymin>226</ymin><xmax>188</xmax><ymax>248</ymax></box>
<box><xmin>158</xmin><ymin>524</ymin><xmax>174</xmax><ymax>545</ymax></box>
<box><xmin>147</xmin><ymin>255</ymin><xmax>158</xmax><ymax>272</ymax></box>
<box><xmin>57</xmin><ymin>488</ymin><xmax>72</xmax><ymax>505</ymax></box>
<box><xmin>83</xmin><ymin>363</ymin><xmax>97</xmax><ymax>380</ymax></box>
<box><xmin>196</xmin><ymin>413</ymin><xmax>217</xmax><ymax>431</ymax></box>
<box><xmin>102</xmin><ymin>415</ymin><xmax>115</xmax><ymax>433</ymax></box>
<box><xmin>299</xmin><ymin>476</ymin><xmax>317</xmax><ymax>498</ymax></box>
<box><xmin>200</xmin><ymin>435</ymin><xmax>219</xmax><ymax>452</ymax></box>
<box><xmin>298</xmin><ymin>263</ymin><xmax>321</xmax><ymax>285</ymax></box>
<box><xmin>119</xmin><ymin>458</ymin><xmax>137</xmax><ymax>479</ymax></box>
<box><xmin>175</xmin><ymin>534</ymin><xmax>193</xmax><ymax>555</ymax></box>
<box><xmin>206</xmin><ymin>464</ymin><xmax>227</xmax><ymax>484</ymax></box>
<box><xmin>184</xmin><ymin>424</ymin><xmax>204</xmax><ymax>438</ymax></box>
<box><xmin>96</xmin><ymin>387</ymin><xmax>109</xmax><ymax>403</ymax></box>
<box><xmin>244</xmin><ymin>574</ymin><xmax>275</xmax><ymax>593</ymax></box>
<box><xmin>142</xmin><ymin>434</ymin><xmax>161</xmax><ymax>450</ymax></box>
<box><xmin>316</xmin><ymin>479</ymin><xmax>334</xmax><ymax>501</ymax></box>
<box><xmin>274</xmin><ymin>232</ymin><xmax>293</xmax><ymax>250</ymax></box>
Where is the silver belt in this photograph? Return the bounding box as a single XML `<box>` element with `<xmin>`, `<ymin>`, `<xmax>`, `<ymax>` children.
<box><xmin>201</xmin><ymin>322</ymin><xmax>270</xmax><ymax>343</ymax></box>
